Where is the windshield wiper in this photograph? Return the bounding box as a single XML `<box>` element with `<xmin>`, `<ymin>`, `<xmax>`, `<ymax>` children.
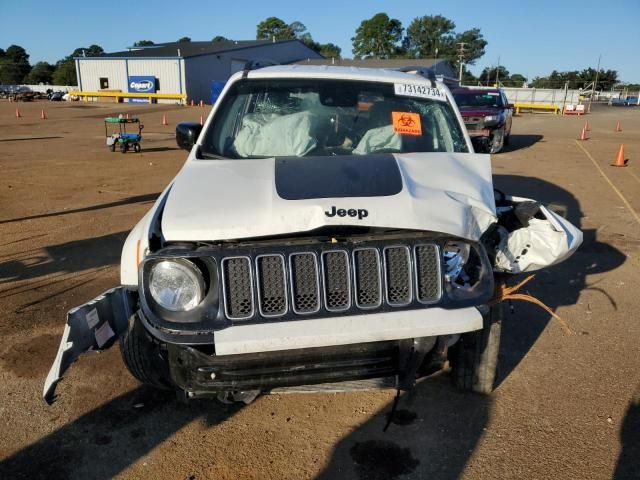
<box><xmin>198</xmin><ymin>151</ymin><xmax>229</xmax><ymax>160</ymax></box>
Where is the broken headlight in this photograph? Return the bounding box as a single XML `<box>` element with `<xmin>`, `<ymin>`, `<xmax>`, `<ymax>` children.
<box><xmin>443</xmin><ymin>240</ymin><xmax>493</xmax><ymax>303</ymax></box>
<box><xmin>148</xmin><ymin>259</ymin><xmax>205</xmax><ymax>312</ymax></box>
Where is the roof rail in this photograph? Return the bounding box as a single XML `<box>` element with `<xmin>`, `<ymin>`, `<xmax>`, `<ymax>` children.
<box><xmin>241</xmin><ymin>59</ymin><xmax>279</xmax><ymax>78</ymax></box>
<box><xmin>396</xmin><ymin>66</ymin><xmax>437</xmax><ymax>85</ymax></box>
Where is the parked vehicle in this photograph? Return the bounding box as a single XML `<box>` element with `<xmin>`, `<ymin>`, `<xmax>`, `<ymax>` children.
<box><xmin>44</xmin><ymin>65</ymin><xmax>582</xmax><ymax>405</ymax></box>
<box><xmin>609</xmin><ymin>96</ymin><xmax>639</xmax><ymax>106</ymax></box>
<box><xmin>49</xmin><ymin>91</ymin><xmax>65</xmax><ymax>101</ymax></box>
<box><xmin>104</xmin><ymin>116</ymin><xmax>144</xmax><ymax>153</ymax></box>
<box><xmin>452</xmin><ymin>87</ymin><xmax>513</xmax><ymax>153</ymax></box>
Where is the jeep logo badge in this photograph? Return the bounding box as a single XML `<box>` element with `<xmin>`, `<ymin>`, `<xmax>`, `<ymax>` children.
<box><xmin>325</xmin><ymin>206</ymin><xmax>369</xmax><ymax>220</ymax></box>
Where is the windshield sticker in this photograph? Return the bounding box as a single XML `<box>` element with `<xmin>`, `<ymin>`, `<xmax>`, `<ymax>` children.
<box><xmin>392</xmin><ymin>112</ymin><xmax>422</xmax><ymax>136</ymax></box>
<box><xmin>394</xmin><ymin>83</ymin><xmax>447</xmax><ymax>102</ymax></box>
<box><xmin>487</xmin><ymin>92</ymin><xmax>500</xmax><ymax>96</ymax></box>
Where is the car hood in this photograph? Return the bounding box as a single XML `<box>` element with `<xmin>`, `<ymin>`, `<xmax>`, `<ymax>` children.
<box><xmin>459</xmin><ymin>107</ymin><xmax>502</xmax><ymax>117</ymax></box>
<box><xmin>160</xmin><ymin>152</ymin><xmax>497</xmax><ymax>243</ymax></box>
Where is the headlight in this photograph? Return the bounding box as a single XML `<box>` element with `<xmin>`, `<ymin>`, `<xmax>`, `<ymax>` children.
<box><xmin>443</xmin><ymin>240</ymin><xmax>493</xmax><ymax>303</ymax></box>
<box><xmin>483</xmin><ymin>115</ymin><xmax>499</xmax><ymax>126</ymax></box>
<box><xmin>148</xmin><ymin>259</ymin><xmax>205</xmax><ymax>312</ymax></box>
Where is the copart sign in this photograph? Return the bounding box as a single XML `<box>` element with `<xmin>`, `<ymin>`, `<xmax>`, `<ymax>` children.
<box><xmin>128</xmin><ymin>76</ymin><xmax>156</xmax><ymax>103</ymax></box>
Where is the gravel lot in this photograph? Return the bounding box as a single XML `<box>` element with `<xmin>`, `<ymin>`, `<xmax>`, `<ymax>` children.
<box><xmin>0</xmin><ymin>100</ymin><xmax>638</xmax><ymax>480</ymax></box>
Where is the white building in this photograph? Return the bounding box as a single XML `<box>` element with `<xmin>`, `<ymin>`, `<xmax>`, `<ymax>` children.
<box><xmin>75</xmin><ymin>39</ymin><xmax>322</xmax><ymax>104</ymax></box>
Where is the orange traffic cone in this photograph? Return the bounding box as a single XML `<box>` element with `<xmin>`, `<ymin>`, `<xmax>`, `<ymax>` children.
<box><xmin>199</xmin><ymin>100</ymin><xmax>204</xmax><ymax>107</ymax></box>
<box><xmin>579</xmin><ymin>126</ymin><xmax>588</xmax><ymax>141</ymax></box>
<box><xmin>15</xmin><ymin>108</ymin><xmax>21</xmax><ymax>118</ymax></box>
<box><xmin>190</xmin><ymin>99</ymin><xmax>195</xmax><ymax>107</ymax></box>
<box><xmin>584</xmin><ymin>120</ymin><xmax>590</xmax><ymax>131</ymax></box>
<box><xmin>615</xmin><ymin>121</ymin><xmax>622</xmax><ymax>132</ymax></box>
<box><xmin>126</xmin><ymin>113</ymin><xmax>130</xmax><ymax>119</ymax></box>
<box><xmin>40</xmin><ymin>109</ymin><xmax>46</xmax><ymax>120</ymax></box>
<box><xmin>162</xmin><ymin>114</ymin><xmax>168</xmax><ymax>126</ymax></box>
<box><xmin>200</xmin><ymin>115</ymin><xmax>204</xmax><ymax>126</ymax></box>
<box><xmin>612</xmin><ymin>145</ymin><xmax>627</xmax><ymax>167</ymax></box>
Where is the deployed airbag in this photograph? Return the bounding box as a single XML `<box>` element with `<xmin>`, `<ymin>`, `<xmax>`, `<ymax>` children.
<box><xmin>233</xmin><ymin>112</ymin><xmax>317</xmax><ymax>158</ymax></box>
<box><xmin>354</xmin><ymin>125</ymin><xmax>402</xmax><ymax>155</ymax></box>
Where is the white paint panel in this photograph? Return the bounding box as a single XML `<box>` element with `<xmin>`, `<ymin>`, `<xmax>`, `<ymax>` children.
<box><xmin>77</xmin><ymin>59</ymin><xmax>127</xmax><ymax>92</ymax></box>
<box><xmin>214</xmin><ymin>307</ymin><xmax>482</xmax><ymax>355</ymax></box>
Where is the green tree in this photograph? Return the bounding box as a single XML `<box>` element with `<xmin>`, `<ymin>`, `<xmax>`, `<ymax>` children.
<box><xmin>0</xmin><ymin>44</ymin><xmax>31</xmax><ymax>84</ymax></box>
<box><xmin>133</xmin><ymin>40</ymin><xmax>154</xmax><ymax>47</ymax></box>
<box><xmin>352</xmin><ymin>13</ymin><xmax>403</xmax><ymax>59</ymax></box>
<box><xmin>24</xmin><ymin>61</ymin><xmax>55</xmax><ymax>84</ymax></box>
<box><xmin>317</xmin><ymin>42</ymin><xmax>341</xmax><ymax>59</ymax></box>
<box><xmin>51</xmin><ymin>45</ymin><xmax>103</xmax><ymax>86</ymax></box>
<box><xmin>479</xmin><ymin>66</ymin><xmax>509</xmax><ymax>86</ymax></box>
<box><xmin>212</xmin><ymin>36</ymin><xmax>229</xmax><ymax>43</ymax></box>
<box><xmin>505</xmin><ymin>73</ymin><xmax>527</xmax><ymax>87</ymax></box>
<box><xmin>404</xmin><ymin>15</ymin><xmax>455</xmax><ymax>59</ymax></box>
<box><xmin>460</xmin><ymin>66</ymin><xmax>478</xmax><ymax>85</ymax></box>
<box><xmin>453</xmin><ymin>28</ymin><xmax>487</xmax><ymax>65</ymax></box>
<box><xmin>256</xmin><ymin>17</ymin><xmax>295</xmax><ymax>40</ymax></box>
<box><xmin>177</xmin><ymin>37</ymin><xmax>191</xmax><ymax>43</ymax></box>
<box><xmin>52</xmin><ymin>61</ymin><xmax>77</xmax><ymax>85</ymax></box>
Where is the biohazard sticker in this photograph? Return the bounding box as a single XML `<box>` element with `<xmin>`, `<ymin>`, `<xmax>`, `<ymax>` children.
<box><xmin>392</xmin><ymin>112</ymin><xmax>422</xmax><ymax>136</ymax></box>
<box><xmin>394</xmin><ymin>83</ymin><xmax>447</xmax><ymax>102</ymax></box>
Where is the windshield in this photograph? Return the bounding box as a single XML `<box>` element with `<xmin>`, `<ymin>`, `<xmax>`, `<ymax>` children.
<box><xmin>200</xmin><ymin>79</ymin><xmax>468</xmax><ymax>159</ymax></box>
<box><xmin>454</xmin><ymin>91</ymin><xmax>504</xmax><ymax>109</ymax></box>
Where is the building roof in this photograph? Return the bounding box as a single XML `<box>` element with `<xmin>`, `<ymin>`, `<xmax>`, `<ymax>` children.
<box><xmin>295</xmin><ymin>58</ymin><xmax>451</xmax><ymax>69</ymax></box>
<box><xmin>98</xmin><ymin>39</ymin><xmax>318</xmax><ymax>59</ymax></box>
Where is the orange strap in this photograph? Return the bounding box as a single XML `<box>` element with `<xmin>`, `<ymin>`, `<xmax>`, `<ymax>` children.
<box><xmin>489</xmin><ymin>274</ymin><xmax>572</xmax><ymax>335</ymax></box>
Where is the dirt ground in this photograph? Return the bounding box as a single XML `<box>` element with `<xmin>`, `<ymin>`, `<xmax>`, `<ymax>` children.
<box><xmin>0</xmin><ymin>100</ymin><xmax>639</xmax><ymax>480</ymax></box>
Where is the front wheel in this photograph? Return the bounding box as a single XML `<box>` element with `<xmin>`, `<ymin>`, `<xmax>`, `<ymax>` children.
<box><xmin>133</xmin><ymin>143</ymin><xmax>141</xmax><ymax>153</ymax></box>
<box><xmin>120</xmin><ymin>314</ymin><xmax>172</xmax><ymax>389</ymax></box>
<box><xmin>449</xmin><ymin>303</ymin><xmax>502</xmax><ymax>394</ymax></box>
<box><xmin>489</xmin><ymin>128</ymin><xmax>506</xmax><ymax>154</ymax></box>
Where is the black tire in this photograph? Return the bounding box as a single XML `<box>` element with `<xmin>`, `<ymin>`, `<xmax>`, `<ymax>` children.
<box><xmin>450</xmin><ymin>303</ymin><xmax>502</xmax><ymax>394</ymax></box>
<box><xmin>120</xmin><ymin>314</ymin><xmax>172</xmax><ymax>389</ymax></box>
<box><xmin>120</xmin><ymin>143</ymin><xmax>128</xmax><ymax>154</ymax></box>
<box><xmin>133</xmin><ymin>143</ymin><xmax>141</xmax><ymax>153</ymax></box>
<box><xmin>110</xmin><ymin>142</ymin><xmax>116</xmax><ymax>152</ymax></box>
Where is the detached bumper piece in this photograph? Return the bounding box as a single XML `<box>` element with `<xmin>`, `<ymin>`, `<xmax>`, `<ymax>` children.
<box><xmin>43</xmin><ymin>287</ymin><xmax>134</xmax><ymax>404</ymax></box>
<box><xmin>168</xmin><ymin>338</ymin><xmax>435</xmax><ymax>396</ymax></box>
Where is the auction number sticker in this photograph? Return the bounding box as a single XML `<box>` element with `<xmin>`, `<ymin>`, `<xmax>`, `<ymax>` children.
<box><xmin>394</xmin><ymin>83</ymin><xmax>447</xmax><ymax>102</ymax></box>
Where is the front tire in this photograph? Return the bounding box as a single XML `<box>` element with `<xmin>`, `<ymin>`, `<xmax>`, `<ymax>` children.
<box><xmin>120</xmin><ymin>314</ymin><xmax>171</xmax><ymax>389</ymax></box>
<box><xmin>450</xmin><ymin>303</ymin><xmax>502</xmax><ymax>394</ymax></box>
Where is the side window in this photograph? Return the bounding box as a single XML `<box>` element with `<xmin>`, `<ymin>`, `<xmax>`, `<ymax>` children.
<box><xmin>99</xmin><ymin>77</ymin><xmax>109</xmax><ymax>89</ymax></box>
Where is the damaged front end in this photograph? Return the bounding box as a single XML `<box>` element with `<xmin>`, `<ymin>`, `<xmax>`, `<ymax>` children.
<box><xmin>43</xmin><ymin>288</ymin><xmax>136</xmax><ymax>404</ymax></box>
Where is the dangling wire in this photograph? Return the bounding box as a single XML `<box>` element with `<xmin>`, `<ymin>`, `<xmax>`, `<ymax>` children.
<box><xmin>489</xmin><ymin>274</ymin><xmax>572</xmax><ymax>335</ymax></box>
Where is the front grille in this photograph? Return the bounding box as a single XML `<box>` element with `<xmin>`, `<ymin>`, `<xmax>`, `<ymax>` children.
<box><xmin>256</xmin><ymin>255</ymin><xmax>287</xmax><ymax>317</ymax></box>
<box><xmin>353</xmin><ymin>248</ymin><xmax>382</xmax><ymax>308</ymax></box>
<box><xmin>220</xmin><ymin>242</ymin><xmax>441</xmax><ymax>321</ymax></box>
<box><xmin>384</xmin><ymin>246</ymin><xmax>412</xmax><ymax>306</ymax></box>
<box><xmin>222</xmin><ymin>257</ymin><xmax>254</xmax><ymax>319</ymax></box>
<box><xmin>290</xmin><ymin>253</ymin><xmax>320</xmax><ymax>314</ymax></box>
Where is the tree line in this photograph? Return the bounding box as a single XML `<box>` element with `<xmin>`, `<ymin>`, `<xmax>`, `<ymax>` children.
<box><xmin>0</xmin><ymin>12</ymin><xmax>622</xmax><ymax>90</ymax></box>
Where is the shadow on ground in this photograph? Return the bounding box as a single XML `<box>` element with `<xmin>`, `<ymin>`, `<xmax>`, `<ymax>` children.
<box><xmin>0</xmin><ymin>193</ymin><xmax>158</xmax><ymax>225</ymax></box>
<box><xmin>0</xmin><ymin>387</ymin><xmax>243</xmax><ymax>480</ymax></box>
<box><xmin>503</xmin><ymin>134</ymin><xmax>544</xmax><ymax>152</ymax></box>
<box><xmin>615</xmin><ymin>388</ymin><xmax>640</xmax><ymax>479</ymax></box>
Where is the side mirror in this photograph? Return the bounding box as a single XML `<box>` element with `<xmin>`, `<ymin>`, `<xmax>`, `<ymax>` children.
<box><xmin>176</xmin><ymin>121</ymin><xmax>203</xmax><ymax>151</ymax></box>
<box><xmin>506</xmin><ymin>103</ymin><xmax>514</xmax><ymax>109</ymax></box>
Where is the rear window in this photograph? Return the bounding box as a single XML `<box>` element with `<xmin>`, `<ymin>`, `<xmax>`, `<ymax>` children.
<box><xmin>200</xmin><ymin>79</ymin><xmax>468</xmax><ymax>159</ymax></box>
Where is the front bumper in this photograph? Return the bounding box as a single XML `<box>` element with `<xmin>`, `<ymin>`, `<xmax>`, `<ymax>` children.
<box><xmin>43</xmin><ymin>287</ymin><xmax>482</xmax><ymax>403</ymax></box>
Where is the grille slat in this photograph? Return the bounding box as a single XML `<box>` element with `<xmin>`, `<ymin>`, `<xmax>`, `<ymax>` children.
<box><xmin>222</xmin><ymin>257</ymin><xmax>254</xmax><ymax>319</ymax></box>
<box><xmin>415</xmin><ymin>244</ymin><xmax>441</xmax><ymax>303</ymax></box>
<box><xmin>322</xmin><ymin>251</ymin><xmax>350</xmax><ymax>311</ymax></box>
<box><xmin>256</xmin><ymin>255</ymin><xmax>287</xmax><ymax>317</ymax></box>
<box><xmin>290</xmin><ymin>253</ymin><xmax>320</xmax><ymax>314</ymax></box>
<box><xmin>353</xmin><ymin>248</ymin><xmax>382</xmax><ymax>308</ymax></box>
<box><xmin>384</xmin><ymin>246</ymin><xmax>412</xmax><ymax>305</ymax></box>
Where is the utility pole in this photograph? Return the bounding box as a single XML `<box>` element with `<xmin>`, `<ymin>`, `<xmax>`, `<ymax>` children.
<box><xmin>588</xmin><ymin>54</ymin><xmax>601</xmax><ymax>113</ymax></box>
<box><xmin>457</xmin><ymin>42</ymin><xmax>467</xmax><ymax>84</ymax></box>
<box><xmin>495</xmin><ymin>56</ymin><xmax>501</xmax><ymax>86</ymax></box>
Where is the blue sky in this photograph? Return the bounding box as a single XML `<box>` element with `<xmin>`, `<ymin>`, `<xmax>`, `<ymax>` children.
<box><xmin>2</xmin><ymin>0</ymin><xmax>639</xmax><ymax>82</ymax></box>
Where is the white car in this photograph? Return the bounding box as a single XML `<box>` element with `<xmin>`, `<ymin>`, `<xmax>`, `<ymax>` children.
<box><xmin>44</xmin><ymin>65</ymin><xmax>582</xmax><ymax>404</ymax></box>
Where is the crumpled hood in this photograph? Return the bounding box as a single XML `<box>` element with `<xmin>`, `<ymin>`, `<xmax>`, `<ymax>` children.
<box><xmin>161</xmin><ymin>152</ymin><xmax>497</xmax><ymax>242</ymax></box>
